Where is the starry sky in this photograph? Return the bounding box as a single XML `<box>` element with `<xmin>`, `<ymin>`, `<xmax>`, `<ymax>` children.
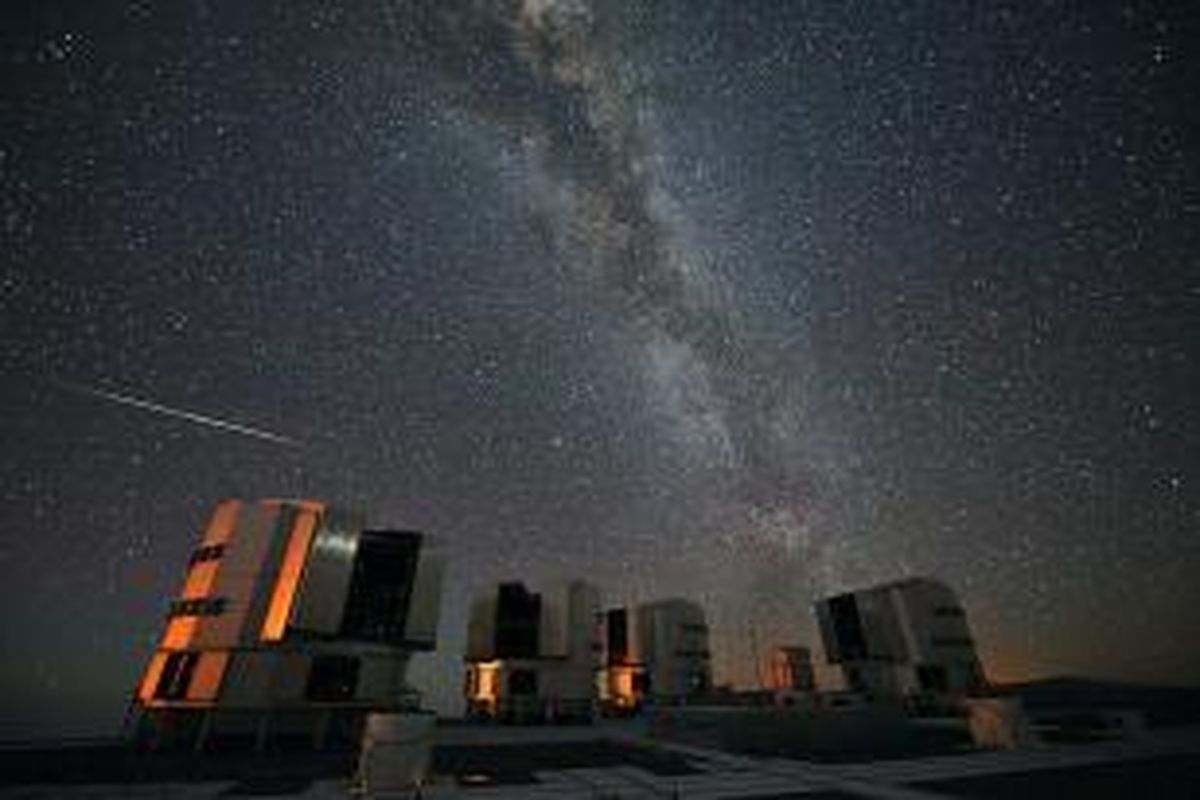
<box><xmin>2</xmin><ymin>1</ymin><xmax>1197</xmax><ymax>738</ymax></box>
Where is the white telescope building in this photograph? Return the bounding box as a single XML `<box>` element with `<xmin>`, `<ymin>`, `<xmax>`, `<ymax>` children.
<box><xmin>464</xmin><ymin>579</ymin><xmax>601</xmax><ymax>723</ymax></box>
<box><xmin>131</xmin><ymin>498</ymin><xmax>443</xmax><ymax>752</ymax></box>
<box><xmin>815</xmin><ymin>577</ymin><xmax>985</xmax><ymax>700</ymax></box>
<box><xmin>601</xmin><ymin>598</ymin><xmax>712</xmax><ymax>711</ymax></box>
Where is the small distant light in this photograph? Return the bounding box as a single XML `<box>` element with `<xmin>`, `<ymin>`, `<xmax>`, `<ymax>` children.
<box><xmin>460</xmin><ymin>773</ymin><xmax>492</xmax><ymax>785</ymax></box>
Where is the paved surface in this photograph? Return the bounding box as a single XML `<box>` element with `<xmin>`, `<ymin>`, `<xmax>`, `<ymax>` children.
<box><xmin>4</xmin><ymin>725</ymin><xmax>1199</xmax><ymax>798</ymax></box>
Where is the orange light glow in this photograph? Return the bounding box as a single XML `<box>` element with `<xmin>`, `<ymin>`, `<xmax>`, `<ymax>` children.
<box><xmin>259</xmin><ymin>508</ymin><xmax>319</xmax><ymax>641</ymax></box>
<box><xmin>473</xmin><ymin>660</ymin><xmax>501</xmax><ymax>703</ymax></box>
<box><xmin>977</xmin><ymin>641</ymin><xmax>1033</xmax><ymax>685</ymax></box>
<box><xmin>138</xmin><ymin>652</ymin><xmax>169</xmax><ymax>701</ymax></box>
<box><xmin>187</xmin><ymin>651</ymin><xmax>229</xmax><ymax>701</ymax></box>
<box><xmin>771</xmin><ymin>657</ymin><xmax>791</xmax><ymax>691</ymax></box>
<box><xmin>609</xmin><ymin>666</ymin><xmax>639</xmax><ymax>706</ymax></box>
<box><xmin>180</xmin><ymin>560</ymin><xmax>220</xmax><ymax>599</ymax></box>
<box><xmin>160</xmin><ymin>616</ymin><xmax>197</xmax><ymax>650</ymax></box>
<box><xmin>203</xmin><ymin>500</ymin><xmax>241</xmax><ymax>546</ymax></box>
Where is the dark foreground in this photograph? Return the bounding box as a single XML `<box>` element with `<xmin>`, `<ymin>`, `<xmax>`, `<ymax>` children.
<box><xmin>5</xmin><ymin>680</ymin><xmax>1200</xmax><ymax>797</ymax></box>
<box><xmin>2</xmin><ymin>733</ymin><xmax>1199</xmax><ymax>798</ymax></box>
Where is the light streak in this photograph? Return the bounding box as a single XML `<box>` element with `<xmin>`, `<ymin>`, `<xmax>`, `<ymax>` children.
<box><xmin>58</xmin><ymin>381</ymin><xmax>300</xmax><ymax>447</ymax></box>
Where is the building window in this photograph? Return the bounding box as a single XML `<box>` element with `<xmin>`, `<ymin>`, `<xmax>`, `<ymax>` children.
<box><xmin>167</xmin><ymin>597</ymin><xmax>227</xmax><ymax>618</ymax></box>
<box><xmin>188</xmin><ymin>544</ymin><xmax>225</xmax><ymax>565</ymax></box>
<box><xmin>155</xmin><ymin>652</ymin><xmax>200</xmax><ymax>700</ymax></box>
<box><xmin>305</xmin><ymin>655</ymin><xmax>361</xmax><ymax>702</ymax></box>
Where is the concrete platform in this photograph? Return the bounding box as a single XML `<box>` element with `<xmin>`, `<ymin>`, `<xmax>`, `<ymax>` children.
<box><xmin>3</xmin><ymin>722</ymin><xmax>1198</xmax><ymax>798</ymax></box>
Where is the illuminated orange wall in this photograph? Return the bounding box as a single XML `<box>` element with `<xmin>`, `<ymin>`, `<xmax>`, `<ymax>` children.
<box><xmin>180</xmin><ymin>560</ymin><xmax>220</xmax><ymax>599</ymax></box>
<box><xmin>187</xmin><ymin>652</ymin><xmax>229</xmax><ymax>701</ymax></box>
<box><xmin>139</xmin><ymin>499</ymin><xmax>335</xmax><ymax>709</ymax></box>
<box><xmin>160</xmin><ymin>616</ymin><xmax>198</xmax><ymax>650</ymax></box>
<box><xmin>153</xmin><ymin>500</ymin><xmax>238</xmax><ymax>653</ymax></box>
<box><xmin>259</xmin><ymin>507</ymin><xmax>321</xmax><ymax>641</ymax></box>
<box><xmin>138</xmin><ymin>652</ymin><xmax>169</xmax><ymax>701</ymax></box>
<box><xmin>203</xmin><ymin>499</ymin><xmax>241</xmax><ymax>546</ymax></box>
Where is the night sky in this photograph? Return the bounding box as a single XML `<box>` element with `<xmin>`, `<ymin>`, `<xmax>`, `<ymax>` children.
<box><xmin>2</xmin><ymin>1</ymin><xmax>1197</xmax><ymax>738</ymax></box>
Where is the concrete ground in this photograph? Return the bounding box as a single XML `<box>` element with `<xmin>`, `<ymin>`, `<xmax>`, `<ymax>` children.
<box><xmin>3</xmin><ymin>722</ymin><xmax>1199</xmax><ymax>798</ymax></box>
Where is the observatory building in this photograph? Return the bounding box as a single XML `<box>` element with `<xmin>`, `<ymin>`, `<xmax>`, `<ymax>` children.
<box><xmin>132</xmin><ymin>498</ymin><xmax>443</xmax><ymax>751</ymax></box>
<box><xmin>464</xmin><ymin>579</ymin><xmax>601</xmax><ymax>723</ymax></box>
<box><xmin>601</xmin><ymin>598</ymin><xmax>712</xmax><ymax>711</ymax></box>
<box><xmin>771</xmin><ymin>646</ymin><xmax>816</xmax><ymax>693</ymax></box>
<box><xmin>815</xmin><ymin>577</ymin><xmax>985</xmax><ymax>701</ymax></box>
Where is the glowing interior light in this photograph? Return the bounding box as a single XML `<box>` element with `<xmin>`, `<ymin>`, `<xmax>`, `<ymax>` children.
<box><xmin>474</xmin><ymin>660</ymin><xmax>501</xmax><ymax>703</ymax></box>
<box><xmin>610</xmin><ymin>666</ymin><xmax>639</xmax><ymax>706</ymax></box>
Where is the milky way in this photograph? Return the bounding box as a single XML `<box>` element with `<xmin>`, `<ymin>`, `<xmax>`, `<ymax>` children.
<box><xmin>413</xmin><ymin>0</ymin><xmax>854</xmax><ymax>591</ymax></box>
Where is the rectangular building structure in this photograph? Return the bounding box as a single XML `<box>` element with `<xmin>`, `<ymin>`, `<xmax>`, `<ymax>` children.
<box><xmin>601</xmin><ymin>607</ymin><xmax>647</xmax><ymax>713</ymax></box>
<box><xmin>815</xmin><ymin>577</ymin><xmax>985</xmax><ymax>700</ymax></box>
<box><xmin>464</xmin><ymin>580</ymin><xmax>600</xmax><ymax>723</ymax></box>
<box><xmin>637</xmin><ymin>599</ymin><xmax>712</xmax><ymax>702</ymax></box>
<box><xmin>132</xmin><ymin>499</ymin><xmax>443</xmax><ymax>752</ymax></box>
<box><xmin>600</xmin><ymin>598</ymin><xmax>712</xmax><ymax>711</ymax></box>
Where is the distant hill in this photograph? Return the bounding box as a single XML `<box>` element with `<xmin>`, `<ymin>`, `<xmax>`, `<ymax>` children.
<box><xmin>992</xmin><ymin>676</ymin><xmax>1200</xmax><ymax>727</ymax></box>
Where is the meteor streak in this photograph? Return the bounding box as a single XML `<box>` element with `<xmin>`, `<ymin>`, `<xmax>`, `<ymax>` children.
<box><xmin>59</xmin><ymin>382</ymin><xmax>300</xmax><ymax>447</ymax></box>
